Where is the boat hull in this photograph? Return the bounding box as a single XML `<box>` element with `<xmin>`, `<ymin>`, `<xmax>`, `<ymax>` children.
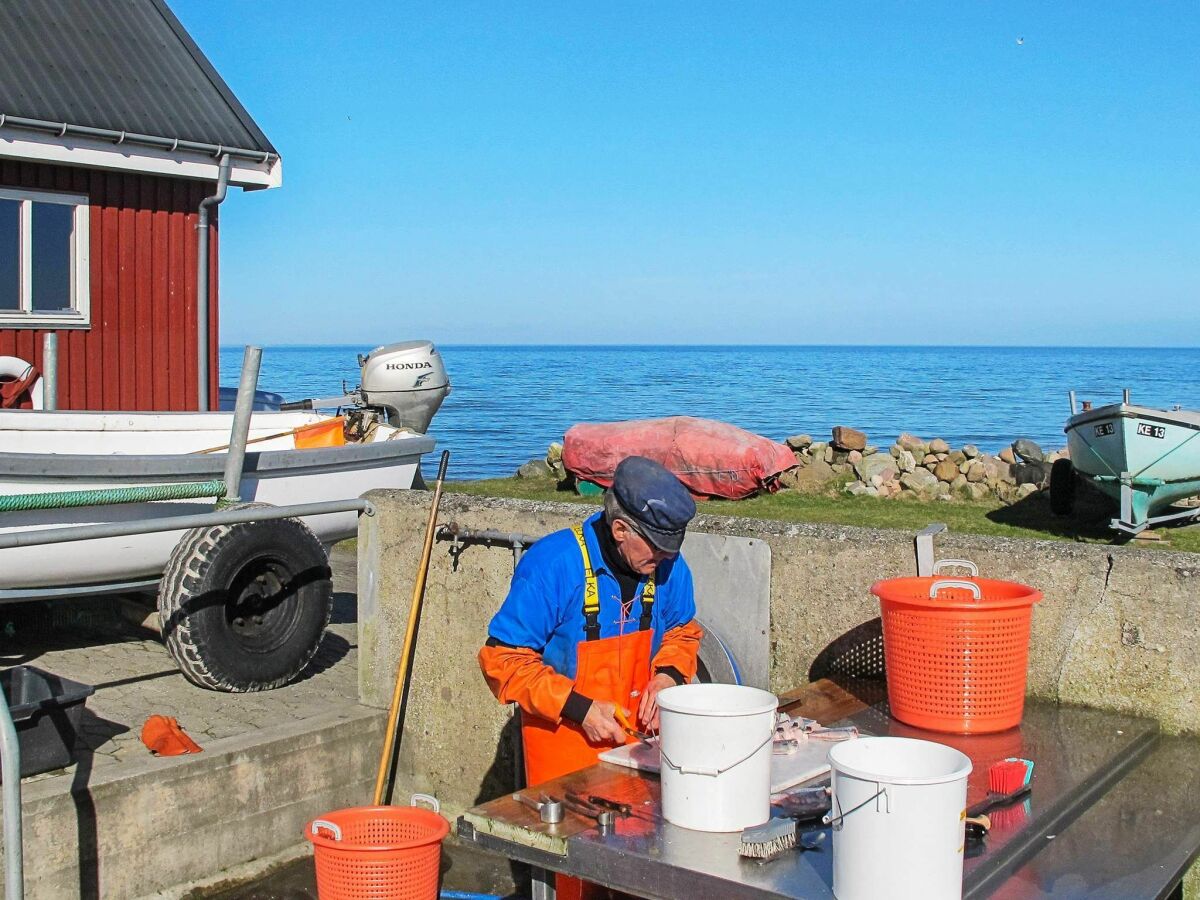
<box><xmin>0</xmin><ymin>411</ymin><xmax>435</xmax><ymax>591</ymax></box>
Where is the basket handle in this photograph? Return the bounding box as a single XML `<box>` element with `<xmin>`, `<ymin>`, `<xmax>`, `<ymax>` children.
<box><xmin>933</xmin><ymin>558</ymin><xmax>978</xmax><ymax>577</ymax></box>
<box><xmin>411</xmin><ymin>793</ymin><xmax>440</xmax><ymax>813</ymax></box>
<box><xmin>310</xmin><ymin>819</ymin><xmax>343</xmax><ymax>841</ymax></box>
<box><xmin>929</xmin><ymin>579</ymin><xmax>982</xmax><ymax>600</ymax></box>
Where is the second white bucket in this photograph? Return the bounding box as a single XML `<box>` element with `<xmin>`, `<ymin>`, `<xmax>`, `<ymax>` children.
<box><xmin>655</xmin><ymin>683</ymin><xmax>777</xmax><ymax>832</ymax></box>
<box><xmin>828</xmin><ymin>737</ymin><xmax>972</xmax><ymax>900</ymax></box>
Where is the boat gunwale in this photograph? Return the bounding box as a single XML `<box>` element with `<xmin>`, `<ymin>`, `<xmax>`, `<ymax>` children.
<box><xmin>1064</xmin><ymin>403</ymin><xmax>1200</xmax><ymax>434</ymax></box>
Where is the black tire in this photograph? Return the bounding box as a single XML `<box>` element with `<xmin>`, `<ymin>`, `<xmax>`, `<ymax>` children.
<box><xmin>1050</xmin><ymin>458</ymin><xmax>1076</xmax><ymax>516</ymax></box>
<box><xmin>158</xmin><ymin>507</ymin><xmax>333</xmax><ymax>692</ymax></box>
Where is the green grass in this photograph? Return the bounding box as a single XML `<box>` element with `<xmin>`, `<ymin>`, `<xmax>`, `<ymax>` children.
<box><xmin>446</xmin><ymin>478</ymin><xmax>1200</xmax><ymax>554</ymax></box>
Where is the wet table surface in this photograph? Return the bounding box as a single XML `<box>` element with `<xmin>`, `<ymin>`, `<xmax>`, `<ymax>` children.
<box><xmin>458</xmin><ymin>680</ymin><xmax>1199</xmax><ymax>899</ymax></box>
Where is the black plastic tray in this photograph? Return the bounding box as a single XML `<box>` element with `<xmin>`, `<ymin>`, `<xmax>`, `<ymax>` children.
<box><xmin>1</xmin><ymin>665</ymin><xmax>95</xmax><ymax>779</ymax></box>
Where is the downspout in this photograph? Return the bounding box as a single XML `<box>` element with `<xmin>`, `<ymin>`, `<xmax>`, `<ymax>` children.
<box><xmin>196</xmin><ymin>154</ymin><xmax>232</xmax><ymax>410</ymax></box>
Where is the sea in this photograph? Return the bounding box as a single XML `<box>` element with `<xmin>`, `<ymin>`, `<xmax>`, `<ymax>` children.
<box><xmin>219</xmin><ymin>345</ymin><xmax>1200</xmax><ymax>482</ymax></box>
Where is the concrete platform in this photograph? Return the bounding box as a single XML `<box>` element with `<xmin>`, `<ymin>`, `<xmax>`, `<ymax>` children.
<box><xmin>0</xmin><ymin>546</ymin><xmax>393</xmax><ymax>899</ymax></box>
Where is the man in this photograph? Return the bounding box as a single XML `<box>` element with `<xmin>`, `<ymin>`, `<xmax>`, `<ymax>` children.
<box><xmin>479</xmin><ymin>455</ymin><xmax>704</xmax><ymax>788</ymax></box>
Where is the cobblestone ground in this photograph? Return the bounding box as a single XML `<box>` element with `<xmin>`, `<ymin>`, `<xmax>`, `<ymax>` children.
<box><xmin>2</xmin><ymin>545</ymin><xmax>359</xmax><ymax>782</ymax></box>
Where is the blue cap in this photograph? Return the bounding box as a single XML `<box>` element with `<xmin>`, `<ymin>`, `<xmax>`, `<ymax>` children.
<box><xmin>611</xmin><ymin>456</ymin><xmax>696</xmax><ymax>553</ymax></box>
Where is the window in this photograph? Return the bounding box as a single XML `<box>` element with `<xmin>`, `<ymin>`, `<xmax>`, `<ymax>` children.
<box><xmin>0</xmin><ymin>188</ymin><xmax>90</xmax><ymax>328</ymax></box>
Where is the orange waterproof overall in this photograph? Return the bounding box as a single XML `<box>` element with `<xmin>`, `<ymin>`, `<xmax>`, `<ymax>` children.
<box><xmin>522</xmin><ymin>526</ymin><xmax>654</xmax><ymax>900</ymax></box>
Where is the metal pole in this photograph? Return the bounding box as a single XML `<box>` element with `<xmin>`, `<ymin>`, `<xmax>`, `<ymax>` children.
<box><xmin>196</xmin><ymin>155</ymin><xmax>232</xmax><ymax>411</ymax></box>
<box><xmin>0</xmin><ymin>681</ymin><xmax>24</xmax><ymax>899</ymax></box>
<box><xmin>0</xmin><ymin>498</ymin><xmax>371</xmax><ymax>551</ymax></box>
<box><xmin>1068</xmin><ymin>390</ymin><xmax>1077</xmax><ymax>416</ymax></box>
<box><xmin>222</xmin><ymin>346</ymin><xmax>262</xmax><ymax>504</ymax></box>
<box><xmin>40</xmin><ymin>333</ymin><xmax>57</xmax><ymax>411</ymax></box>
<box><xmin>1123</xmin><ymin>388</ymin><xmax>1131</xmax><ymax>405</ymax></box>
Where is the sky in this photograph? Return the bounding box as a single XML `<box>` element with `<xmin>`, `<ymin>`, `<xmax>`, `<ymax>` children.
<box><xmin>171</xmin><ymin>2</ymin><xmax>1200</xmax><ymax>347</ymax></box>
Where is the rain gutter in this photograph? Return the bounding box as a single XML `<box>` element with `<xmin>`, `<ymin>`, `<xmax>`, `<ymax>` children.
<box><xmin>196</xmin><ymin>155</ymin><xmax>232</xmax><ymax>410</ymax></box>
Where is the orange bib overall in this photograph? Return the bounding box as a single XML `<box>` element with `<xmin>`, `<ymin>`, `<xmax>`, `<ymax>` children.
<box><xmin>522</xmin><ymin>526</ymin><xmax>654</xmax><ymax>899</ymax></box>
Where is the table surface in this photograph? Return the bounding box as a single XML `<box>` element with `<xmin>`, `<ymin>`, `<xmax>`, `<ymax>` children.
<box><xmin>458</xmin><ymin>680</ymin><xmax>1198</xmax><ymax>899</ymax></box>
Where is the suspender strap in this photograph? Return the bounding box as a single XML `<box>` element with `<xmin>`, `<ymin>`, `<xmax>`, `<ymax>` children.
<box><xmin>572</xmin><ymin>526</ymin><xmax>601</xmax><ymax>641</ymax></box>
<box><xmin>639</xmin><ymin>574</ymin><xmax>655</xmax><ymax>631</ymax></box>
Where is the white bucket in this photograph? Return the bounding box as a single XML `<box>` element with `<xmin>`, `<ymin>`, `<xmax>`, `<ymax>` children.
<box><xmin>655</xmin><ymin>683</ymin><xmax>777</xmax><ymax>832</ymax></box>
<box><xmin>828</xmin><ymin>737</ymin><xmax>972</xmax><ymax>900</ymax></box>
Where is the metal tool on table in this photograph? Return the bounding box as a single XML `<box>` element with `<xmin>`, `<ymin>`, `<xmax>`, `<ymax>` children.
<box><xmin>512</xmin><ymin>792</ymin><xmax>564</xmax><ymax>824</ymax></box>
<box><xmin>560</xmin><ymin>793</ymin><xmax>616</xmax><ymax>833</ymax></box>
<box><xmin>587</xmin><ymin>795</ymin><xmax>633</xmax><ymax>817</ymax></box>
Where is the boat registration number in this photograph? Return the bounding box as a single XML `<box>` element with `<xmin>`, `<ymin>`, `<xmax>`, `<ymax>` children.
<box><xmin>1136</xmin><ymin>423</ymin><xmax>1167</xmax><ymax>439</ymax></box>
<box><xmin>1093</xmin><ymin>423</ymin><xmax>1115</xmax><ymax>436</ymax></box>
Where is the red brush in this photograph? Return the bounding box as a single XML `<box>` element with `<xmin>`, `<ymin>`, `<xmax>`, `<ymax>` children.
<box><xmin>988</xmin><ymin>759</ymin><xmax>1030</xmax><ymax>795</ymax></box>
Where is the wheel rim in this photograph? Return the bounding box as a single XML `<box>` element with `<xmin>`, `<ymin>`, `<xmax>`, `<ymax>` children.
<box><xmin>224</xmin><ymin>555</ymin><xmax>302</xmax><ymax>653</ymax></box>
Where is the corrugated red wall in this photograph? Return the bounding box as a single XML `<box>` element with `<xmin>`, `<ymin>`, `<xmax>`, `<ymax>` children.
<box><xmin>0</xmin><ymin>160</ymin><xmax>219</xmax><ymax>410</ymax></box>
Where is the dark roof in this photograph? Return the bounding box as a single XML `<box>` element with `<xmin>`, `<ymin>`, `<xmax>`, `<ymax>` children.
<box><xmin>0</xmin><ymin>0</ymin><xmax>276</xmax><ymax>156</ymax></box>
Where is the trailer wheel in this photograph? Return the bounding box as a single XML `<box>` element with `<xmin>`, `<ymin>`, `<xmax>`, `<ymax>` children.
<box><xmin>1050</xmin><ymin>458</ymin><xmax>1076</xmax><ymax>516</ymax></box>
<box><xmin>158</xmin><ymin>507</ymin><xmax>333</xmax><ymax>692</ymax></box>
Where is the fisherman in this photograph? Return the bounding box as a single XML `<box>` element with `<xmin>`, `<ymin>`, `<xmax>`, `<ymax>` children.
<box><xmin>479</xmin><ymin>452</ymin><xmax>703</xmax><ymax>788</ymax></box>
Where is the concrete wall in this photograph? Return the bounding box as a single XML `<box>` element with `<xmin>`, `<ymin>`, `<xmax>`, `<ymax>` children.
<box><xmin>358</xmin><ymin>490</ymin><xmax>1200</xmax><ymax>822</ymax></box>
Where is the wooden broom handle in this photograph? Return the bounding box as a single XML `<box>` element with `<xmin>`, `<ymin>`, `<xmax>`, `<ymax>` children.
<box><xmin>373</xmin><ymin>450</ymin><xmax>450</xmax><ymax>804</ymax></box>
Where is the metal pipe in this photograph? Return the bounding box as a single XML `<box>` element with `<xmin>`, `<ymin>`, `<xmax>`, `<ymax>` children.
<box><xmin>40</xmin><ymin>333</ymin><xmax>57</xmax><ymax>411</ymax></box>
<box><xmin>1123</xmin><ymin>388</ymin><xmax>1131</xmax><ymax>405</ymax></box>
<box><xmin>0</xmin><ymin>113</ymin><xmax>275</xmax><ymax>165</ymax></box>
<box><xmin>196</xmin><ymin>155</ymin><xmax>232</xmax><ymax>411</ymax></box>
<box><xmin>222</xmin><ymin>346</ymin><xmax>262</xmax><ymax>503</ymax></box>
<box><xmin>0</xmin><ymin>498</ymin><xmax>372</xmax><ymax>551</ymax></box>
<box><xmin>1068</xmin><ymin>390</ymin><xmax>1077</xmax><ymax>416</ymax></box>
<box><xmin>0</xmin><ymin>680</ymin><xmax>23</xmax><ymax>899</ymax></box>
<box><xmin>437</xmin><ymin>523</ymin><xmax>543</xmax><ymax>567</ymax></box>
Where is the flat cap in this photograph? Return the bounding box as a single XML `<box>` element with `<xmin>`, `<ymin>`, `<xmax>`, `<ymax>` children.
<box><xmin>611</xmin><ymin>456</ymin><xmax>696</xmax><ymax>553</ymax></box>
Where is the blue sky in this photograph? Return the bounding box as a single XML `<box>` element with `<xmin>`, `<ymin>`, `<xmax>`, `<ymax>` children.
<box><xmin>173</xmin><ymin>2</ymin><xmax>1199</xmax><ymax>347</ymax></box>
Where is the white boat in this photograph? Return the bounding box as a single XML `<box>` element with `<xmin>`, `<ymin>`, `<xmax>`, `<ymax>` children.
<box><xmin>0</xmin><ymin>340</ymin><xmax>449</xmax><ymax>691</ymax></box>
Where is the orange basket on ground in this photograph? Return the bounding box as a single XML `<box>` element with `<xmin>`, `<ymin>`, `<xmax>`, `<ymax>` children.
<box><xmin>871</xmin><ymin>566</ymin><xmax>1042</xmax><ymax>734</ymax></box>
<box><xmin>305</xmin><ymin>795</ymin><xmax>449</xmax><ymax>900</ymax></box>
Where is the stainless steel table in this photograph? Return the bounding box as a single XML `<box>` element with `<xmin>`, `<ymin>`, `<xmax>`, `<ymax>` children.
<box><xmin>458</xmin><ymin>681</ymin><xmax>1196</xmax><ymax>899</ymax></box>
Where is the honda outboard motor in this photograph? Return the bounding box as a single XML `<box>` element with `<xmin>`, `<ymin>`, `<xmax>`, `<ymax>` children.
<box><xmin>358</xmin><ymin>340</ymin><xmax>450</xmax><ymax>433</ymax></box>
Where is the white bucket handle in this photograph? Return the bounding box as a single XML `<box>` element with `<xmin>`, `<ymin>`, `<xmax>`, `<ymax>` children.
<box><xmin>932</xmin><ymin>558</ymin><xmax>978</xmax><ymax>577</ymax></box>
<box><xmin>822</xmin><ymin>784</ymin><xmax>890</xmax><ymax>828</ymax></box>
<box><xmin>310</xmin><ymin>819</ymin><xmax>343</xmax><ymax>841</ymax></box>
<box><xmin>411</xmin><ymin>793</ymin><xmax>440</xmax><ymax>813</ymax></box>
<box><xmin>929</xmin><ymin>579</ymin><xmax>982</xmax><ymax>601</ymax></box>
<box><xmin>659</xmin><ymin>730</ymin><xmax>774</xmax><ymax>777</ymax></box>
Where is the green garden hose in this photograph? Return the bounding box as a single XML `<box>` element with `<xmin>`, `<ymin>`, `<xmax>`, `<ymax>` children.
<box><xmin>0</xmin><ymin>479</ymin><xmax>225</xmax><ymax>513</ymax></box>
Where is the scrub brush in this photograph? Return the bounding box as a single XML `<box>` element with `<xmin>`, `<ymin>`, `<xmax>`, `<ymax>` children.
<box><xmin>988</xmin><ymin>758</ymin><xmax>1034</xmax><ymax>794</ymax></box>
<box><xmin>739</xmin><ymin>817</ymin><xmax>797</xmax><ymax>860</ymax></box>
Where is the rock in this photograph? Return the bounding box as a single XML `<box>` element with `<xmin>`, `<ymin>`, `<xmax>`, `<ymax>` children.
<box><xmin>792</xmin><ymin>451</ymin><xmax>810</xmax><ymax>466</ymax></box>
<box><xmin>934</xmin><ymin>453</ymin><xmax>949</xmax><ymax>462</ymax></box>
<box><xmin>999</xmin><ymin>447</ymin><xmax>1017</xmax><ymax>465</ymax></box>
<box><xmin>831</xmin><ymin>426</ymin><xmax>867</xmax><ymax>451</ymax></box>
<box><xmin>785</xmin><ymin>433</ymin><xmax>813</xmax><ymax>451</ymax></box>
<box><xmin>1012</xmin><ymin>439</ymin><xmax>1044</xmax><ymax>464</ymax></box>
<box><xmin>856</xmin><ymin>453</ymin><xmax>900</xmax><ymax>484</ymax></box>
<box><xmin>967</xmin><ymin>482</ymin><xmax>991</xmax><ymax>501</ymax></box>
<box><xmin>951</xmin><ymin>474</ymin><xmax>968</xmax><ymax>492</ymax></box>
<box><xmin>820</xmin><ymin>446</ymin><xmax>831</xmax><ymax>464</ymax></box>
<box><xmin>1012</xmin><ymin>462</ymin><xmax>1048</xmax><ymax>486</ymax></box>
<box><xmin>548</xmin><ymin>459</ymin><xmax>568</xmax><ymax>481</ymax></box>
<box><xmin>912</xmin><ymin>448</ymin><xmax>926</xmax><ymax>465</ymax></box>
<box><xmin>890</xmin><ymin>444</ymin><xmax>902</xmax><ymax>458</ymax></box>
<box><xmin>831</xmin><ymin>449</ymin><xmax>851</xmax><ymax>465</ymax></box>
<box><xmin>845</xmin><ymin>482</ymin><xmax>876</xmax><ymax>497</ymax></box>
<box><xmin>983</xmin><ymin>455</ymin><xmax>1014</xmax><ymax>484</ymax></box>
<box><xmin>963</xmin><ymin>444</ymin><xmax>979</xmax><ymax>459</ymax></box>
<box><xmin>810</xmin><ymin>441</ymin><xmax>827</xmax><ymax>453</ymax></box>
<box><xmin>923</xmin><ymin>458</ymin><xmax>939</xmax><ymax>471</ymax></box>
<box><xmin>900</xmin><ymin>468</ymin><xmax>939</xmax><ymax>495</ymax></box>
<box><xmin>779</xmin><ymin>459</ymin><xmax>836</xmax><ymax>493</ymax></box>
<box><xmin>933</xmin><ymin>481</ymin><xmax>951</xmax><ymax>498</ymax></box>
<box><xmin>1016</xmin><ymin>482</ymin><xmax>1039</xmax><ymax>499</ymax></box>
<box><xmin>831</xmin><ymin>463</ymin><xmax>852</xmax><ymax>476</ymax></box>
<box><xmin>934</xmin><ymin>459</ymin><xmax>959</xmax><ymax>483</ymax></box>
<box><xmin>929</xmin><ymin>438</ymin><xmax>950</xmax><ymax>454</ymax></box>
<box><xmin>847</xmin><ymin>450</ymin><xmax>863</xmax><ymax>465</ymax></box>
<box><xmin>546</xmin><ymin>442</ymin><xmax>564</xmax><ymax>463</ymax></box>
<box><xmin>958</xmin><ymin>460</ymin><xmax>971</xmax><ymax>475</ymax></box>
<box><xmin>517</xmin><ymin>459</ymin><xmax>554</xmax><ymax>479</ymax></box>
<box><xmin>948</xmin><ymin>450</ymin><xmax>966</xmax><ymax>465</ymax></box>
<box><xmin>897</xmin><ymin>433</ymin><xmax>926</xmax><ymax>452</ymax></box>
<box><xmin>863</xmin><ymin>445</ymin><xmax>878</xmax><ymax>456</ymax></box>
<box><xmin>966</xmin><ymin>461</ymin><xmax>987</xmax><ymax>483</ymax></box>
<box><xmin>896</xmin><ymin>449</ymin><xmax>917</xmax><ymax>473</ymax></box>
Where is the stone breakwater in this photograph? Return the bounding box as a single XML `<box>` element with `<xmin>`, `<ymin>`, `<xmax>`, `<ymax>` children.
<box><xmin>779</xmin><ymin>427</ymin><xmax>1066</xmax><ymax>503</ymax></box>
<box><xmin>513</xmin><ymin>428</ymin><xmax>1067</xmax><ymax>504</ymax></box>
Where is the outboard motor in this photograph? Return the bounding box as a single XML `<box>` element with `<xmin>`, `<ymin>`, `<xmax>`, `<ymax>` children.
<box><xmin>278</xmin><ymin>340</ymin><xmax>450</xmax><ymax>434</ymax></box>
<box><xmin>358</xmin><ymin>341</ymin><xmax>450</xmax><ymax>433</ymax></box>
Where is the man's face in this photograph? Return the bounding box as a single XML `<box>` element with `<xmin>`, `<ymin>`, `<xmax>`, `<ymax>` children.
<box><xmin>611</xmin><ymin>518</ymin><xmax>676</xmax><ymax>576</ymax></box>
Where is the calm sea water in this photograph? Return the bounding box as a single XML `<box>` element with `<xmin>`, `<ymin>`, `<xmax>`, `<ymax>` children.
<box><xmin>220</xmin><ymin>345</ymin><xmax>1200</xmax><ymax>481</ymax></box>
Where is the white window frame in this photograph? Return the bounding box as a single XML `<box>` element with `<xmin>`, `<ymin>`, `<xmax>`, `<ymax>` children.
<box><xmin>0</xmin><ymin>186</ymin><xmax>91</xmax><ymax>329</ymax></box>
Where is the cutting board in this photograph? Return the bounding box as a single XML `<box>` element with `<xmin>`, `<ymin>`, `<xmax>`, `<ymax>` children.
<box><xmin>598</xmin><ymin>738</ymin><xmax>834</xmax><ymax>794</ymax></box>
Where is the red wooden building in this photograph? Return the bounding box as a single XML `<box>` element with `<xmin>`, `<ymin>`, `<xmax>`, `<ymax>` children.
<box><xmin>0</xmin><ymin>0</ymin><xmax>280</xmax><ymax>411</ymax></box>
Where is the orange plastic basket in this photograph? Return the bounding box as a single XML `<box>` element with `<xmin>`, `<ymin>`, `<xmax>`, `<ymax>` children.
<box><xmin>305</xmin><ymin>798</ymin><xmax>449</xmax><ymax>900</ymax></box>
<box><xmin>871</xmin><ymin>575</ymin><xmax>1042</xmax><ymax>734</ymax></box>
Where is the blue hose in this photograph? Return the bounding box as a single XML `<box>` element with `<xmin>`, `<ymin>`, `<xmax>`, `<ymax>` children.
<box><xmin>439</xmin><ymin>892</ymin><xmax>508</xmax><ymax>900</ymax></box>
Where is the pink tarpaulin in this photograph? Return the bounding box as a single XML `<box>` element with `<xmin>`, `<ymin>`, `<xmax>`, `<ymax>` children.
<box><xmin>562</xmin><ymin>416</ymin><xmax>797</xmax><ymax>500</ymax></box>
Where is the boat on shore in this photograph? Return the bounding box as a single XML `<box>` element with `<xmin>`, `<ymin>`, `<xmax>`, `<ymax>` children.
<box><xmin>1055</xmin><ymin>389</ymin><xmax>1200</xmax><ymax>534</ymax></box>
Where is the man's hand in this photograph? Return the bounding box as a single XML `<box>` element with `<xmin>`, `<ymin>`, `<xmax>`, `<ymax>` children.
<box><xmin>637</xmin><ymin>672</ymin><xmax>678</xmax><ymax>732</ymax></box>
<box><xmin>581</xmin><ymin>699</ymin><xmax>627</xmax><ymax>744</ymax></box>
